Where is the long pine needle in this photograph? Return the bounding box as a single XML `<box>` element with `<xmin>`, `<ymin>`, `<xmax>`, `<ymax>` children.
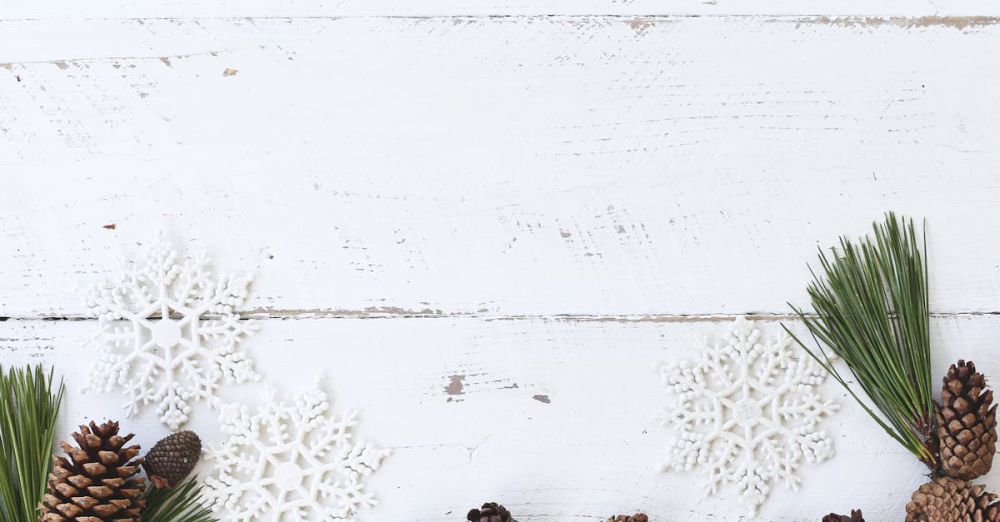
<box><xmin>0</xmin><ymin>365</ymin><xmax>65</xmax><ymax>522</ymax></box>
<box><xmin>143</xmin><ymin>477</ymin><xmax>217</xmax><ymax>522</ymax></box>
<box><xmin>785</xmin><ymin>213</ymin><xmax>936</xmax><ymax>468</ymax></box>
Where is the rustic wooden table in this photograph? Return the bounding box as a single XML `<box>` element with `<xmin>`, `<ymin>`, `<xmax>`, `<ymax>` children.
<box><xmin>2</xmin><ymin>2</ymin><xmax>999</xmax><ymax>520</ymax></box>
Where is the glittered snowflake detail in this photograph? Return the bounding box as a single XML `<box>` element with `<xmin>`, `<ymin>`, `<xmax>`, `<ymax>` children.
<box><xmin>658</xmin><ymin>317</ymin><xmax>839</xmax><ymax>516</ymax></box>
<box><xmin>82</xmin><ymin>234</ymin><xmax>260</xmax><ymax>430</ymax></box>
<box><xmin>204</xmin><ymin>385</ymin><xmax>390</xmax><ymax>521</ymax></box>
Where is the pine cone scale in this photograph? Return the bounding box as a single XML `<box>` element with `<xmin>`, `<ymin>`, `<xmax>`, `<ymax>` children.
<box><xmin>39</xmin><ymin>421</ymin><xmax>145</xmax><ymax>522</ymax></box>
<box><xmin>937</xmin><ymin>360</ymin><xmax>998</xmax><ymax>480</ymax></box>
<box><xmin>467</xmin><ymin>502</ymin><xmax>517</xmax><ymax>522</ymax></box>
<box><xmin>142</xmin><ymin>430</ymin><xmax>202</xmax><ymax>489</ymax></box>
<box><xmin>822</xmin><ymin>510</ymin><xmax>864</xmax><ymax>522</ymax></box>
<box><xmin>607</xmin><ymin>514</ymin><xmax>648</xmax><ymax>522</ymax></box>
<box><xmin>905</xmin><ymin>477</ymin><xmax>1000</xmax><ymax>522</ymax></box>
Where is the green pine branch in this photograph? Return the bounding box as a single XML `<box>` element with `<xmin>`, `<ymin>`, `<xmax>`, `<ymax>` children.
<box><xmin>0</xmin><ymin>365</ymin><xmax>65</xmax><ymax>522</ymax></box>
<box><xmin>143</xmin><ymin>477</ymin><xmax>217</xmax><ymax>522</ymax></box>
<box><xmin>785</xmin><ymin>212</ymin><xmax>937</xmax><ymax>469</ymax></box>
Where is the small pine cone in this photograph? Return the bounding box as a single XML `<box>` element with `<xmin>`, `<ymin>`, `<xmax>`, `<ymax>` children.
<box><xmin>467</xmin><ymin>502</ymin><xmax>517</xmax><ymax>522</ymax></box>
<box><xmin>937</xmin><ymin>360</ymin><xmax>998</xmax><ymax>480</ymax></box>
<box><xmin>39</xmin><ymin>420</ymin><xmax>145</xmax><ymax>522</ymax></box>
<box><xmin>905</xmin><ymin>476</ymin><xmax>1000</xmax><ymax>522</ymax></box>
<box><xmin>822</xmin><ymin>510</ymin><xmax>864</xmax><ymax>522</ymax></box>
<box><xmin>142</xmin><ymin>430</ymin><xmax>202</xmax><ymax>488</ymax></box>
<box><xmin>607</xmin><ymin>514</ymin><xmax>648</xmax><ymax>522</ymax></box>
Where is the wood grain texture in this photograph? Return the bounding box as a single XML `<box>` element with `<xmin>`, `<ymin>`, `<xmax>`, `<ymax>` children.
<box><xmin>10</xmin><ymin>316</ymin><xmax>990</xmax><ymax>521</ymax></box>
<box><xmin>3</xmin><ymin>0</ymin><xmax>1000</xmax><ymax>18</ymax></box>
<box><xmin>2</xmin><ymin>16</ymin><xmax>1000</xmax><ymax>318</ymax></box>
<box><xmin>3</xmin><ymin>10</ymin><xmax>1000</xmax><ymax>522</ymax></box>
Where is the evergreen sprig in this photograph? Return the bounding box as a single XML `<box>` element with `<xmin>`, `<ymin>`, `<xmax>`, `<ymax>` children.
<box><xmin>786</xmin><ymin>212</ymin><xmax>936</xmax><ymax>468</ymax></box>
<box><xmin>0</xmin><ymin>365</ymin><xmax>65</xmax><ymax>522</ymax></box>
<box><xmin>143</xmin><ymin>477</ymin><xmax>217</xmax><ymax>522</ymax></box>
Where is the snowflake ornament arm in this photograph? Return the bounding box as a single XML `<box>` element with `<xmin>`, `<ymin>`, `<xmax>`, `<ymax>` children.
<box><xmin>658</xmin><ymin>317</ymin><xmax>840</xmax><ymax>517</ymax></box>
<box><xmin>82</xmin><ymin>235</ymin><xmax>260</xmax><ymax>430</ymax></box>
<box><xmin>205</xmin><ymin>385</ymin><xmax>390</xmax><ymax>522</ymax></box>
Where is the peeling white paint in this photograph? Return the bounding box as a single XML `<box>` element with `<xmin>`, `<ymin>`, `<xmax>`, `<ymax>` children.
<box><xmin>1</xmin><ymin>10</ymin><xmax>997</xmax><ymax>521</ymax></box>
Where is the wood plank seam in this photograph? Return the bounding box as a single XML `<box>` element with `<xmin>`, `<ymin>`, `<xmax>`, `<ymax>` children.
<box><xmin>1</xmin><ymin>14</ymin><xmax>998</xmax><ymax>24</ymax></box>
<box><xmin>2</xmin><ymin>311</ymin><xmax>1000</xmax><ymax>322</ymax></box>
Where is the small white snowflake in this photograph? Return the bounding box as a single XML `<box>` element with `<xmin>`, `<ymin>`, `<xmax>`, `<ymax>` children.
<box><xmin>82</xmin><ymin>234</ymin><xmax>260</xmax><ymax>430</ymax></box>
<box><xmin>204</xmin><ymin>384</ymin><xmax>390</xmax><ymax>521</ymax></box>
<box><xmin>658</xmin><ymin>317</ymin><xmax>839</xmax><ymax>516</ymax></box>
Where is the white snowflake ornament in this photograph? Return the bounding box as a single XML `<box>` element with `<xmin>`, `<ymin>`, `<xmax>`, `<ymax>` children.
<box><xmin>204</xmin><ymin>384</ymin><xmax>390</xmax><ymax>521</ymax></box>
<box><xmin>82</xmin><ymin>234</ymin><xmax>260</xmax><ymax>430</ymax></box>
<box><xmin>658</xmin><ymin>317</ymin><xmax>839</xmax><ymax>516</ymax></box>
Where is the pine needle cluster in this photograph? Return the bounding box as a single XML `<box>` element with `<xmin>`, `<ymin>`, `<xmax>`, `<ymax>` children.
<box><xmin>0</xmin><ymin>365</ymin><xmax>65</xmax><ymax>522</ymax></box>
<box><xmin>787</xmin><ymin>213</ymin><xmax>937</xmax><ymax>468</ymax></box>
<box><xmin>143</xmin><ymin>478</ymin><xmax>217</xmax><ymax>522</ymax></box>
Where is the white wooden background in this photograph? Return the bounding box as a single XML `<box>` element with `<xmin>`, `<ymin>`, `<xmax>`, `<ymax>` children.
<box><xmin>3</xmin><ymin>2</ymin><xmax>1000</xmax><ymax>520</ymax></box>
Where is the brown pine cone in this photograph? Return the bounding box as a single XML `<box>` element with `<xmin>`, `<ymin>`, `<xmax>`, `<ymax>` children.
<box><xmin>39</xmin><ymin>420</ymin><xmax>145</xmax><ymax>522</ymax></box>
<box><xmin>607</xmin><ymin>514</ymin><xmax>648</xmax><ymax>522</ymax></box>
<box><xmin>905</xmin><ymin>476</ymin><xmax>1000</xmax><ymax>521</ymax></box>
<box><xmin>467</xmin><ymin>502</ymin><xmax>517</xmax><ymax>522</ymax></box>
<box><xmin>142</xmin><ymin>430</ymin><xmax>202</xmax><ymax>488</ymax></box>
<box><xmin>822</xmin><ymin>510</ymin><xmax>864</xmax><ymax>522</ymax></box>
<box><xmin>937</xmin><ymin>360</ymin><xmax>998</xmax><ymax>480</ymax></box>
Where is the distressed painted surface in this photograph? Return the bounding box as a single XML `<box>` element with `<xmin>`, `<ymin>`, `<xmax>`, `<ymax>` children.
<box><xmin>1</xmin><ymin>17</ymin><xmax>1000</xmax><ymax>319</ymax></box>
<box><xmin>4</xmin><ymin>317</ymin><xmax>1000</xmax><ymax>520</ymax></box>
<box><xmin>3</xmin><ymin>1</ymin><xmax>1000</xmax><ymax>17</ymax></box>
<box><xmin>1</xmin><ymin>10</ymin><xmax>999</xmax><ymax>522</ymax></box>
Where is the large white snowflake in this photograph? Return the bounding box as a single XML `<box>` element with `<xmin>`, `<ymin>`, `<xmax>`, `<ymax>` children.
<box><xmin>658</xmin><ymin>317</ymin><xmax>839</xmax><ymax>516</ymax></box>
<box><xmin>82</xmin><ymin>235</ymin><xmax>260</xmax><ymax>430</ymax></box>
<box><xmin>204</xmin><ymin>385</ymin><xmax>390</xmax><ymax>521</ymax></box>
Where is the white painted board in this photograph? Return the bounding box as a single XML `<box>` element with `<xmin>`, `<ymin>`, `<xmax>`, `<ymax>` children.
<box><xmin>8</xmin><ymin>316</ymin><xmax>992</xmax><ymax>521</ymax></box>
<box><xmin>2</xmin><ymin>8</ymin><xmax>1000</xmax><ymax>522</ymax></box>
<box><xmin>1</xmin><ymin>17</ymin><xmax>1000</xmax><ymax>319</ymax></box>
<box><xmin>3</xmin><ymin>1</ymin><xmax>1000</xmax><ymax>18</ymax></box>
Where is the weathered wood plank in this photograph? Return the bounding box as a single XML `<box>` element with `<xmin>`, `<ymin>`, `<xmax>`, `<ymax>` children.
<box><xmin>3</xmin><ymin>1</ymin><xmax>1000</xmax><ymax>18</ymax></box>
<box><xmin>9</xmin><ymin>315</ymin><xmax>989</xmax><ymax>521</ymax></box>
<box><xmin>1</xmin><ymin>17</ymin><xmax>999</xmax><ymax>318</ymax></box>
